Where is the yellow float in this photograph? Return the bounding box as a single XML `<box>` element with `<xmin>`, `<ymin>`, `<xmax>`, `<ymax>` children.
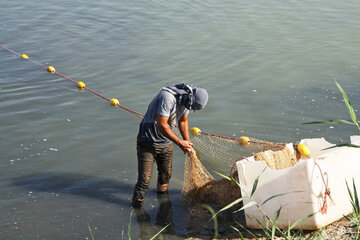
<box><xmin>47</xmin><ymin>66</ymin><xmax>56</xmax><ymax>73</ymax></box>
<box><xmin>297</xmin><ymin>143</ymin><xmax>311</xmax><ymax>157</ymax></box>
<box><xmin>77</xmin><ymin>81</ymin><xmax>86</xmax><ymax>89</ymax></box>
<box><xmin>238</xmin><ymin>136</ymin><xmax>250</xmax><ymax>146</ymax></box>
<box><xmin>190</xmin><ymin>127</ymin><xmax>201</xmax><ymax>136</ymax></box>
<box><xmin>110</xmin><ymin>98</ymin><xmax>119</xmax><ymax>106</ymax></box>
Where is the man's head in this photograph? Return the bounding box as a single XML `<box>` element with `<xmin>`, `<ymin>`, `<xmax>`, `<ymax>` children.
<box><xmin>190</xmin><ymin>87</ymin><xmax>208</xmax><ymax>110</ymax></box>
<box><xmin>167</xmin><ymin>83</ymin><xmax>208</xmax><ymax>110</ymax></box>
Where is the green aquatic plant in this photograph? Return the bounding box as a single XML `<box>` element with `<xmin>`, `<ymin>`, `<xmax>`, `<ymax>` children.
<box><xmin>127</xmin><ymin>210</ymin><xmax>133</xmax><ymax>240</ymax></box>
<box><xmin>202</xmin><ymin>204</ymin><xmax>219</xmax><ymax>239</ymax></box>
<box><xmin>87</xmin><ymin>223</ymin><xmax>95</xmax><ymax>240</ymax></box>
<box><xmin>303</xmin><ymin>79</ymin><xmax>359</xmax><ymax>130</ymax></box>
<box><xmin>344</xmin><ymin>178</ymin><xmax>360</xmax><ymax>240</ymax></box>
<box><xmin>87</xmin><ymin>209</ymin><xmax>169</xmax><ymax>240</ymax></box>
<box><xmin>149</xmin><ymin>223</ymin><xmax>170</xmax><ymax>240</ymax></box>
<box><xmin>303</xmin><ymin>79</ymin><xmax>360</xmax><ymax>148</ymax></box>
<box><xmin>346</xmin><ymin>178</ymin><xmax>360</xmax><ymax>216</ymax></box>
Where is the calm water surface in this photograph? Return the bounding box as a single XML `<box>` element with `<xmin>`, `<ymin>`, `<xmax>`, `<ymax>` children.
<box><xmin>1</xmin><ymin>0</ymin><xmax>360</xmax><ymax>239</ymax></box>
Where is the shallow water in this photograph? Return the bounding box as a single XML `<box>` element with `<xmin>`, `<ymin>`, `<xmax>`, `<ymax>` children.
<box><xmin>1</xmin><ymin>0</ymin><xmax>360</xmax><ymax>239</ymax></box>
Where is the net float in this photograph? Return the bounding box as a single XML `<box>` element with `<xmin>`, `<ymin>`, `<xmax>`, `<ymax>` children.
<box><xmin>47</xmin><ymin>66</ymin><xmax>56</xmax><ymax>73</ymax></box>
<box><xmin>77</xmin><ymin>81</ymin><xmax>86</xmax><ymax>89</ymax></box>
<box><xmin>110</xmin><ymin>98</ymin><xmax>119</xmax><ymax>106</ymax></box>
<box><xmin>238</xmin><ymin>136</ymin><xmax>250</xmax><ymax>146</ymax></box>
<box><xmin>190</xmin><ymin>127</ymin><xmax>201</xmax><ymax>136</ymax></box>
<box><xmin>297</xmin><ymin>143</ymin><xmax>311</xmax><ymax>157</ymax></box>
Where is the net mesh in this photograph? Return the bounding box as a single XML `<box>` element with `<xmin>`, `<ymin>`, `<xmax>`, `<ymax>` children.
<box><xmin>175</xmin><ymin>128</ymin><xmax>301</xmax><ymax>206</ymax></box>
<box><xmin>253</xmin><ymin>146</ymin><xmax>300</xmax><ymax>170</ymax></box>
<box><xmin>189</xmin><ymin>133</ymin><xmax>286</xmax><ymax>174</ymax></box>
<box><xmin>181</xmin><ymin>148</ymin><xmax>241</xmax><ymax>207</ymax></box>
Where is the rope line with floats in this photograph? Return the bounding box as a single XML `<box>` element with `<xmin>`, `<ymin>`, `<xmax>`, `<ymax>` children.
<box><xmin>1</xmin><ymin>43</ymin><xmax>276</xmax><ymax>146</ymax></box>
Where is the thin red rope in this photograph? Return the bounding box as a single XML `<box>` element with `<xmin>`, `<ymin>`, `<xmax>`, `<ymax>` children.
<box><xmin>0</xmin><ymin>44</ymin><xmax>21</xmax><ymax>56</ymax></box>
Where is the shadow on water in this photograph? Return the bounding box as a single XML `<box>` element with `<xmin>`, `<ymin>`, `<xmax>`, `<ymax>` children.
<box><xmin>11</xmin><ymin>172</ymin><xmax>186</xmax><ymax>239</ymax></box>
<box><xmin>11</xmin><ymin>172</ymin><xmax>135</xmax><ymax>206</ymax></box>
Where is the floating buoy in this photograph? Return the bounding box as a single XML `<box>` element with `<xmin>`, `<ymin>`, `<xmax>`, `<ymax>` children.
<box><xmin>21</xmin><ymin>54</ymin><xmax>29</xmax><ymax>59</ymax></box>
<box><xmin>110</xmin><ymin>98</ymin><xmax>119</xmax><ymax>106</ymax></box>
<box><xmin>77</xmin><ymin>81</ymin><xmax>86</xmax><ymax>89</ymax></box>
<box><xmin>297</xmin><ymin>143</ymin><xmax>311</xmax><ymax>157</ymax></box>
<box><xmin>239</xmin><ymin>136</ymin><xmax>250</xmax><ymax>146</ymax></box>
<box><xmin>190</xmin><ymin>127</ymin><xmax>201</xmax><ymax>136</ymax></box>
<box><xmin>47</xmin><ymin>66</ymin><xmax>56</xmax><ymax>73</ymax></box>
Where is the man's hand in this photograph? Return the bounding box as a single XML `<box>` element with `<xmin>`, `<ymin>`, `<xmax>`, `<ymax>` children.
<box><xmin>157</xmin><ymin>114</ymin><xmax>194</xmax><ymax>153</ymax></box>
<box><xmin>157</xmin><ymin>114</ymin><xmax>191</xmax><ymax>151</ymax></box>
<box><xmin>178</xmin><ymin>140</ymin><xmax>193</xmax><ymax>154</ymax></box>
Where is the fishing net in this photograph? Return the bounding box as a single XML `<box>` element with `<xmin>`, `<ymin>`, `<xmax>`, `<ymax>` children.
<box><xmin>181</xmin><ymin>148</ymin><xmax>241</xmax><ymax>207</ymax></box>
<box><xmin>189</xmin><ymin>133</ymin><xmax>286</xmax><ymax>174</ymax></box>
<box><xmin>253</xmin><ymin>145</ymin><xmax>300</xmax><ymax>170</ymax></box>
<box><xmin>178</xmin><ymin>128</ymin><xmax>302</xmax><ymax>206</ymax></box>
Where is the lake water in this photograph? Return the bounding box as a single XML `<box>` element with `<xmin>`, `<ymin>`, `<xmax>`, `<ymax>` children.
<box><xmin>1</xmin><ymin>0</ymin><xmax>360</xmax><ymax>239</ymax></box>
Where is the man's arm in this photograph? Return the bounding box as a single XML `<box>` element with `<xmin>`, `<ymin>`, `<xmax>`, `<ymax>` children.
<box><xmin>157</xmin><ymin>114</ymin><xmax>193</xmax><ymax>153</ymax></box>
<box><xmin>178</xmin><ymin>114</ymin><xmax>190</xmax><ymax>142</ymax></box>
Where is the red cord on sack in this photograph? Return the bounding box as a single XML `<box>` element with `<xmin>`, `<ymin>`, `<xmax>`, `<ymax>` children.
<box><xmin>315</xmin><ymin>167</ymin><xmax>335</xmax><ymax>215</ymax></box>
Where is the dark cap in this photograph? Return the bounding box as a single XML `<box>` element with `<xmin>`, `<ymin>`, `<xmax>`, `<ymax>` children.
<box><xmin>192</xmin><ymin>88</ymin><xmax>208</xmax><ymax>110</ymax></box>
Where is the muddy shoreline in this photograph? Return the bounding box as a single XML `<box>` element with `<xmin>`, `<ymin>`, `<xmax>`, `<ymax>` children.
<box><xmin>187</xmin><ymin>217</ymin><xmax>355</xmax><ymax>239</ymax></box>
<box><xmin>184</xmin><ymin>204</ymin><xmax>356</xmax><ymax>239</ymax></box>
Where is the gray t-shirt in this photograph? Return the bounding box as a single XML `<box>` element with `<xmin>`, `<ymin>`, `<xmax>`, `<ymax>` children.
<box><xmin>137</xmin><ymin>90</ymin><xmax>189</xmax><ymax>144</ymax></box>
